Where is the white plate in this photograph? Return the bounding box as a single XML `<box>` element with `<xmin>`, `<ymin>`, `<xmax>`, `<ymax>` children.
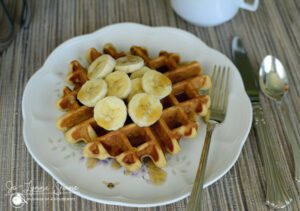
<box><xmin>22</xmin><ymin>23</ymin><xmax>252</xmax><ymax>207</ymax></box>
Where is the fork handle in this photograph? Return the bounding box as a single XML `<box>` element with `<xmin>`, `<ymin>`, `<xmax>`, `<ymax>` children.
<box><xmin>187</xmin><ymin>122</ymin><xmax>215</xmax><ymax>211</ymax></box>
<box><xmin>253</xmin><ymin>103</ymin><xmax>292</xmax><ymax>209</ymax></box>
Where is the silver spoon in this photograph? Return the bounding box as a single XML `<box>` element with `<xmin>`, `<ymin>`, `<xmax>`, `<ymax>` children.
<box><xmin>259</xmin><ymin>55</ymin><xmax>300</xmax><ymax>182</ymax></box>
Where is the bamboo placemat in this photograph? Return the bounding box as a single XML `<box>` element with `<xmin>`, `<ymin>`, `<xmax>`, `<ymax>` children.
<box><xmin>0</xmin><ymin>0</ymin><xmax>300</xmax><ymax>210</ymax></box>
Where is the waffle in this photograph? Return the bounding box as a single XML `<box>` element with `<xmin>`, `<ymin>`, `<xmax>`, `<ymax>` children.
<box><xmin>56</xmin><ymin>44</ymin><xmax>211</xmax><ymax>172</ymax></box>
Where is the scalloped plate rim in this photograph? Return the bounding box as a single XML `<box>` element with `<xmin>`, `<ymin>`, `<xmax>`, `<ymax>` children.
<box><xmin>22</xmin><ymin>22</ymin><xmax>252</xmax><ymax>207</ymax></box>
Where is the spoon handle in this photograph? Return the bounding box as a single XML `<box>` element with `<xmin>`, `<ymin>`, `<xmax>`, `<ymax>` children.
<box><xmin>280</xmin><ymin>100</ymin><xmax>300</xmax><ymax>182</ymax></box>
<box><xmin>253</xmin><ymin>103</ymin><xmax>292</xmax><ymax>209</ymax></box>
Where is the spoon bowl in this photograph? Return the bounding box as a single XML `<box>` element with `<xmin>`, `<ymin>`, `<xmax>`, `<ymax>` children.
<box><xmin>259</xmin><ymin>55</ymin><xmax>289</xmax><ymax>102</ymax></box>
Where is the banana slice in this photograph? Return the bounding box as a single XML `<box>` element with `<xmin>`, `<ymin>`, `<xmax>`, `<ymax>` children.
<box><xmin>127</xmin><ymin>78</ymin><xmax>144</xmax><ymax>101</ymax></box>
<box><xmin>77</xmin><ymin>78</ymin><xmax>107</xmax><ymax>107</ymax></box>
<box><xmin>87</xmin><ymin>54</ymin><xmax>115</xmax><ymax>79</ymax></box>
<box><xmin>115</xmin><ymin>55</ymin><xmax>144</xmax><ymax>73</ymax></box>
<box><xmin>94</xmin><ymin>96</ymin><xmax>127</xmax><ymax>131</ymax></box>
<box><xmin>128</xmin><ymin>93</ymin><xmax>163</xmax><ymax>127</ymax></box>
<box><xmin>130</xmin><ymin>66</ymin><xmax>150</xmax><ymax>79</ymax></box>
<box><xmin>142</xmin><ymin>70</ymin><xmax>172</xmax><ymax>99</ymax></box>
<box><xmin>105</xmin><ymin>71</ymin><xmax>132</xmax><ymax>99</ymax></box>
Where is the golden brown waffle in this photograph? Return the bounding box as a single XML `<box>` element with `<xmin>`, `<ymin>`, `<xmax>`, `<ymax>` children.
<box><xmin>56</xmin><ymin>44</ymin><xmax>211</xmax><ymax>172</ymax></box>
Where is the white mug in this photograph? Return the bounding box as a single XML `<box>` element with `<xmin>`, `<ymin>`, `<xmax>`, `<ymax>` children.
<box><xmin>171</xmin><ymin>0</ymin><xmax>259</xmax><ymax>27</ymax></box>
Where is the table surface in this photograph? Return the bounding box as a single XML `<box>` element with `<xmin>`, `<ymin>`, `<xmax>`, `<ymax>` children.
<box><xmin>1</xmin><ymin>0</ymin><xmax>300</xmax><ymax>210</ymax></box>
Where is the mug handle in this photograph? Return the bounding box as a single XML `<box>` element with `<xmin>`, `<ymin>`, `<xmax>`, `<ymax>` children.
<box><xmin>238</xmin><ymin>0</ymin><xmax>259</xmax><ymax>11</ymax></box>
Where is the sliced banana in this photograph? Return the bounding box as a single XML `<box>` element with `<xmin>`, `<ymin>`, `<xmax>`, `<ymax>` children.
<box><xmin>115</xmin><ymin>55</ymin><xmax>144</xmax><ymax>73</ymax></box>
<box><xmin>142</xmin><ymin>70</ymin><xmax>172</xmax><ymax>99</ymax></box>
<box><xmin>87</xmin><ymin>54</ymin><xmax>115</xmax><ymax>79</ymax></box>
<box><xmin>105</xmin><ymin>71</ymin><xmax>132</xmax><ymax>99</ymax></box>
<box><xmin>127</xmin><ymin>78</ymin><xmax>144</xmax><ymax>101</ymax></box>
<box><xmin>77</xmin><ymin>78</ymin><xmax>107</xmax><ymax>107</ymax></box>
<box><xmin>130</xmin><ymin>66</ymin><xmax>151</xmax><ymax>79</ymax></box>
<box><xmin>128</xmin><ymin>93</ymin><xmax>163</xmax><ymax>127</ymax></box>
<box><xmin>94</xmin><ymin>96</ymin><xmax>127</xmax><ymax>131</ymax></box>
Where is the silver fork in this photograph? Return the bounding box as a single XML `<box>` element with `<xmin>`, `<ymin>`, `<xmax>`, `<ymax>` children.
<box><xmin>187</xmin><ymin>66</ymin><xmax>230</xmax><ymax>211</ymax></box>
